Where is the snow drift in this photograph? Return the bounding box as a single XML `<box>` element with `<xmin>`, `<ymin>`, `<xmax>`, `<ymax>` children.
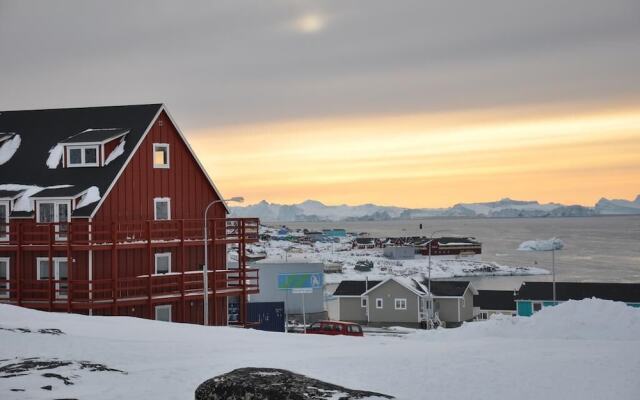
<box><xmin>1</xmin><ymin>299</ymin><xmax>639</xmax><ymax>400</ymax></box>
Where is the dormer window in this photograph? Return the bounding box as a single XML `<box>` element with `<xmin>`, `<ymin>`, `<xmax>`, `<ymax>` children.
<box><xmin>67</xmin><ymin>145</ymin><xmax>99</xmax><ymax>167</ymax></box>
<box><xmin>153</xmin><ymin>143</ymin><xmax>170</xmax><ymax>168</ymax></box>
<box><xmin>54</xmin><ymin>128</ymin><xmax>129</xmax><ymax>169</ymax></box>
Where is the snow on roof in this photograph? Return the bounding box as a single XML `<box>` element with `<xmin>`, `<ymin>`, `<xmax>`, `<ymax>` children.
<box><xmin>61</xmin><ymin>128</ymin><xmax>130</xmax><ymax>144</ymax></box>
<box><xmin>105</xmin><ymin>138</ymin><xmax>126</xmax><ymax>165</ymax></box>
<box><xmin>0</xmin><ymin>133</ymin><xmax>21</xmax><ymax>165</ymax></box>
<box><xmin>46</xmin><ymin>143</ymin><xmax>64</xmax><ymax>169</ymax></box>
<box><xmin>0</xmin><ymin>184</ymin><xmax>73</xmax><ymax>212</ymax></box>
<box><xmin>76</xmin><ymin>186</ymin><xmax>101</xmax><ymax>209</ymax></box>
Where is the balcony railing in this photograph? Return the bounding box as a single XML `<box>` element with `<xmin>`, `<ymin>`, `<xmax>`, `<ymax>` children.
<box><xmin>0</xmin><ymin>217</ymin><xmax>259</xmax><ymax>248</ymax></box>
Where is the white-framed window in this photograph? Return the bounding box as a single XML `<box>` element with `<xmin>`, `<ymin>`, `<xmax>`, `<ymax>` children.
<box><xmin>0</xmin><ymin>201</ymin><xmax>9</xmax><ymax>241</ymax></box>
<box><xmin>153</xmin><ymin>143</ymin><xmax>170</xmax><ymax>168</ymax></box>
<box><xmin>67</xmin><ymin>145</ymin><xmax>99</xmax><ymax>167</ymax></box>
<box><xmin>36</xmin><ymin>257</ymin><xmax>68</xmax><ymax>299</ymax></box>
<box><xmin>154</xmin><ymin>252</ymin><xmax>171</xmax><ymax>275</ymax></box>
<box><xmin>154</xmin><ymin>197</ymin><xmax>171</xmax><ymax>220</ymax></box>
<box><xmin>394</xmin><ymin>298</ymin><xmax>407</xmax><ymax>310</ymax></box>
<box><xmin>476</xmin><ymin>312</ymin><xmax>489</xmax><ymax>320</ymax></box>
<box><xmin>0</xmin><ymin>257</ymin><xmax>9</xmax><ymax>298</ymax></box>
<box><xmin>361</xmin><ymin>297</ymin><xmax>367</xmax><ymax>308</ymax></box>
<box><xmin>36</xmin><ymin>200</ymin><xmax>71</xmax><ymax>240</ymax></box>
<box><xmin>155</xmin><ymin>304</ymin><xmax>172</xmax><ymax>322</ymax></box>
<box><xmin>375</xmin><ymin>298</ymin><xmax>383</xmax><ymax>309</ymax></box>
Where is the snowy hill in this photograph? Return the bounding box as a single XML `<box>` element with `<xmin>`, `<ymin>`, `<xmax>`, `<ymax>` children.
<box><xmin>1</xmin><ymin>300</ymin><xmax>639</xmax><ymax>399</ymax></box>
<box><xmin>229</xmin><ymin>196</ymin><xmax>624</xmax><ymax>221</ymax></box>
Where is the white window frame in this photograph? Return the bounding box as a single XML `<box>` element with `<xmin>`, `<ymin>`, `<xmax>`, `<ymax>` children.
<box><xmin>0</xmin><ymin>200</ymin><xmax>9</xmax><ymax>242</ymax></box>
<box><xmin>394</xmin><ymin>298</ymin><xmax>407</xmax><ymax>310</ymax></box>
<box><xmin>361</xmin><ymin>297</ymin><xmax>367</xmax><ymax>308</ymax></box>
<box><xmin>36</xmin><ymin>257</ymin><xmax>69</xmax><ymax>299</ymax></box>
<box><xmin>153</xmin><ymin>143</ymin><xmax>170</xmax><ymax>168</ymax></box>
<box><xmin>66</xmin><ymin>145</ymin><xmax>100</xmax><ymax>167</ymax></box>
<box><xmin>154</xmin><ymin>252</ymin><xmax>171</xmax><ymax>275</ymax></box>
<box><xmin>35</xmin><ymin>200</ymin><xmax>72</xmax><ymax>241</ymax></box>
<box><xmin>0</xmin><ymin>257</ymin><xmax>9</xmax><ymax>298</ymax></box>
<box><xmin>375</xmin><ymin>298</ymin><xmax>383</xmax><ymax>309</ymax></box>
<box><xmin>155</xmin><ymin>304</ymin><xmax>172</xmax><ymax>322</ymax></box>
<box><xmin>153</xmin><ymin>197</ymin><xmax>171</xmax><ymax>220</ymax></box>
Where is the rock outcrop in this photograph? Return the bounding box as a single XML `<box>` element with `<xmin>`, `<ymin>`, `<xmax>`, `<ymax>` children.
<box><xmin>195</xmin><ymin>367</ymin><xmax>394</xmax><ymax>400</ymax></box>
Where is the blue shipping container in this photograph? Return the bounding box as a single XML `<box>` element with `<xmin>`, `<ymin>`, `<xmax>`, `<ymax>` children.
<box><xmin>247</xmin><ymin>302</ymin><xmax>286</xmax><ymax>332</ymax></box>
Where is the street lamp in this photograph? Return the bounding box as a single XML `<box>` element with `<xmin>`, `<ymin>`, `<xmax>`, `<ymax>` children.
<box><xmin>203</xmin><ymin>196</ymin><xmax>244</xmax><ymax>326</ymax></box>
<box><xmin>517</xmin><ymin>237</ymin><xmax>563</xmax><ymax>305</ymax></box>
<box><xmin>426</xmin><ymin>229</ymin><xmax>449</xmax><ymax>320</ymax></box>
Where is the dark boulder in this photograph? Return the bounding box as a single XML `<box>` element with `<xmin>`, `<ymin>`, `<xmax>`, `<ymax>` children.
<box><xmin>195</xmin><ymin>367</ymin><xmax>394</xmax><ymax>400</ymax></box>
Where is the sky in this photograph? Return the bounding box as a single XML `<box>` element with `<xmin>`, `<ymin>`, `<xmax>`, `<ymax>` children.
<box><xmin>1</xmin><ymin>0</ymin><xmax>639</xmax><ymax>208</ymax></box>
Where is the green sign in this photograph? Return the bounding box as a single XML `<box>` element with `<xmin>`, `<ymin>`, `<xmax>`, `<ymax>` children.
<box><xmin>278</xmin><ymin>273</ymin><xmax>323</xmax><ymax>290</ymax></box>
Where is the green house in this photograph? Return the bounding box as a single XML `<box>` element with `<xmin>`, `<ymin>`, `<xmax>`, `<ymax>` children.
<box><xmin>515</xmin><ymin>282</ymin><xmax>640</xmax><ymax>316</ymax></box>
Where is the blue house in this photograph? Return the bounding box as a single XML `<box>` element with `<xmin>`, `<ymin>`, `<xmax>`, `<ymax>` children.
<box><xmin>323</xmin><ymin>228</ymin><xmax>347</xmax><ymax>238</ymax></box>
<box><xmin>515</xmin><ymin>281</ymin><xmax>640</xmax><ymax>316</ymax></box>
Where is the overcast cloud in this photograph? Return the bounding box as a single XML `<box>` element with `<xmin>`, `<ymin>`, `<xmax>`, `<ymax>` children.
<box><xmin>1</xmin><ymin>0</ymin><xmax>640</xmax><ymax>131</ymax></box>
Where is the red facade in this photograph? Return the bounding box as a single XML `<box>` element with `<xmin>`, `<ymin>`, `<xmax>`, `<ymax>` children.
<box><xmin>0</xmin><ymin>109</ymin><xmax>259</xmax><ymax>326</ymax></box>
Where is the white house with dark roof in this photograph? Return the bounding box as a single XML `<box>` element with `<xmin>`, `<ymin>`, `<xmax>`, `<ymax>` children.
<box><xmin>332</xmin><ymin>277</ymin><xmax>478</xmax><ymax>328</ymax></box>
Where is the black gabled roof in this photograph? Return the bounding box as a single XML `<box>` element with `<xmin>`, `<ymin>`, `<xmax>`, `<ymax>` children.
<box><xmin>475</xmin><ymin>290</ymin><xmax>517</xmax><ymax>311</ymax></box>
<box><xmin>0</xmin><ymin>104</ymin><xmax>162</xmax><ymax>217</ymax></box>
<box><xmin>333</xmin><ymin>280</ymin><xmax>382</xmax><ymax>296</ymax></box>
<box><xmin>31</xmin><ymin>186</ymin><xmax>86</xmax><ymax>198</ymax></box>
<box><xmin>423</xmin><ymin>280</ymin><xmax>471</xmax><ymax>297</ymax></box>
<box><xmin>61</xmin><ymin>128</ymin><xmax>130</xmax><ymax>144</ymax></box>
<box><xmin>515</xmin><ymin>282</ymin><xmax>640</xmax><ymax>303</ymax></box>
<box><xmin>0</xmin><ymin>189</ymin><xmax>22</xmax><ymax>199</ymax></box>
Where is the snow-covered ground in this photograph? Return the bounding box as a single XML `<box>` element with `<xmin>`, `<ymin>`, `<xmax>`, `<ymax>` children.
<box><xmin>1</xmin><ymin>299</ymin><xmax>639</xmax><ymax>399</ymax></box>
<box><xmin>246</xmin><ymin>231</ymin><xmax>548</xmax><ymax>284</ymax></box>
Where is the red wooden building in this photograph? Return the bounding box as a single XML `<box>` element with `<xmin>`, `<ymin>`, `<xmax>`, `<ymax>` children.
<box><xmin>0</xmin><ymin>104</ymin><xmax>259</xmax><ymax>325</ymax></box>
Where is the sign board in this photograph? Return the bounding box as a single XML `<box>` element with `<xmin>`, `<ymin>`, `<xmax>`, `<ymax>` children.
<box><xmin>277</xmin><ymin>273</ymin><xmax>323</xmax><ymax>290</ymax></box>
<box><xmin>291</xmin><ymin>288</ymin><xmax>313</xmax><ymax>294</ymax></box>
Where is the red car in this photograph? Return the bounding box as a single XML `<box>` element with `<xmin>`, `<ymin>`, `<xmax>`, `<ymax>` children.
<box><xmin>306</xmin><ymin>320</ymin><xmax>364</xmax><ymax>337</ymax></box>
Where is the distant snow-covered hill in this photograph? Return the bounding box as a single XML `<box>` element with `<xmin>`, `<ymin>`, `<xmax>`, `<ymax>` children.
<box><xmin>230</xmin><ymin>195</ymin><xmax>637</xmax><ymax>221</ymax></box>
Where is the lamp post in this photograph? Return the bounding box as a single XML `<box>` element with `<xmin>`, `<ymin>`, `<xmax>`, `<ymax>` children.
<box><xmin>426</xmin><ymin>229</ymin><xmax>449</xmax><ymax>320</ymax></box>
<box><xmin>203</xmin><ymin>196</ymin><xmax>244</xmax><ymax>326</ymax></box>
<box><xmin>518</xmin><ymin>237</ymin><xmax>562</xmax><ymax>306</ymax></box>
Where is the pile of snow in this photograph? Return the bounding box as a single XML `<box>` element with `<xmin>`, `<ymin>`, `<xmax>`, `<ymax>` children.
<box><xmin>105</xmin><ymin>138</ymin><xmax>126</xmax><ymax>165</ymax></box>
<box><xmin>518</xmin><ymin>237</ymin><xmax>564</xmax><ymax>251</ymax></box>
<box><xmin>76</xmin><ymin>186</ymin><xmax>101</xmax><ymax>209</ymax></box>
<box><xmin>0</xmin><ymin>133</ymin><xmax>21</xmax><ymax>165</ymax></box>
<box><xmin>438</xmin><ymin>298</ymin><xmax>640</xmax><ymax>341</ymax></box>
<box><xmin>1</xmin><ymin>299</ymin><xmax>639</xmax><ymax>399</ymax></box>
<box><xmin>46</xmin><ymin>144</ymin><xmax>64</xmax><ymax>169</ymax></box>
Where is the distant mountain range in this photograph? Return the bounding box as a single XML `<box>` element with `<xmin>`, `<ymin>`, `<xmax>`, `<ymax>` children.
<box><xmin>230</xmin><ymin>195</ymin><xmax>640</xmax><ymax>222</ymax></box>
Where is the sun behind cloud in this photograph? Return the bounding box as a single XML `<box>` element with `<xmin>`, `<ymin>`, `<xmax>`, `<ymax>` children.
<box><xmin>292</xmin><ymin>13</ymin><xmax>327</xmax><ymax>34</ymax></box>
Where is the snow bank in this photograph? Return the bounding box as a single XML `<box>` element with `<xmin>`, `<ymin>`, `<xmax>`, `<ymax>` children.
<box><xmin>1</xmin><ymin>299</ymin><xmax>639</xmax><ymax>400</ymax></box>
<box><xmin>518</xmin><ymin>237</ymin><xmax>564</xmax><ymax>251</ymax></box>
<box><xmin>76</xmin><ymin>186</ymin><xmax>101</xmax><ymax>209</ymax></box>
<box><xmin>105</xmin><ymin>138</ymin><xmax>126</xmax><ymax>165</ymax></box>
<box><xmin>0</xmin><ymin>134</ymin><xmax>21</xmax><ymax>165</ymax></box>
<box><xmin>46</xmin><ymin>144</ymin><xmax>64</xmax><ymax>169</ymax></box>
<box><xmin>434</xmin><ymin>298</ymin><xmax>640</xmax><ymax>341</ymax></box>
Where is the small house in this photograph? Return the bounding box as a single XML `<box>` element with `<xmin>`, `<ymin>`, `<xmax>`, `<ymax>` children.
<box><xmin>383</xmin><ymin>245</ymin><xmax>415</xmax><ymax>260</ymax></box>
<box><xmin>474</xmin><ymin>290</ymin><xmax>517</xmax><ymax>320</ymax></box>
<box><xmin>332</xmin><ymin>278</ymin><xmax>477</xmax><ymax>328</ymax></box>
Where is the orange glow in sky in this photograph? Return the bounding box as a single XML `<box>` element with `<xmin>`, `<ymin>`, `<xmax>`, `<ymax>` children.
<box><xmin>188</xmin><ymin>106</ymin><xmax>640</xmax><ymax>208</ymax></box>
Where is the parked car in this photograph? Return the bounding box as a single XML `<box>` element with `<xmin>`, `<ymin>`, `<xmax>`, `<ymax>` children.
<box><xmin>306</xmin><ymin>320</ymin><xmax>364</xmax><ymax>337</ymax></box>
